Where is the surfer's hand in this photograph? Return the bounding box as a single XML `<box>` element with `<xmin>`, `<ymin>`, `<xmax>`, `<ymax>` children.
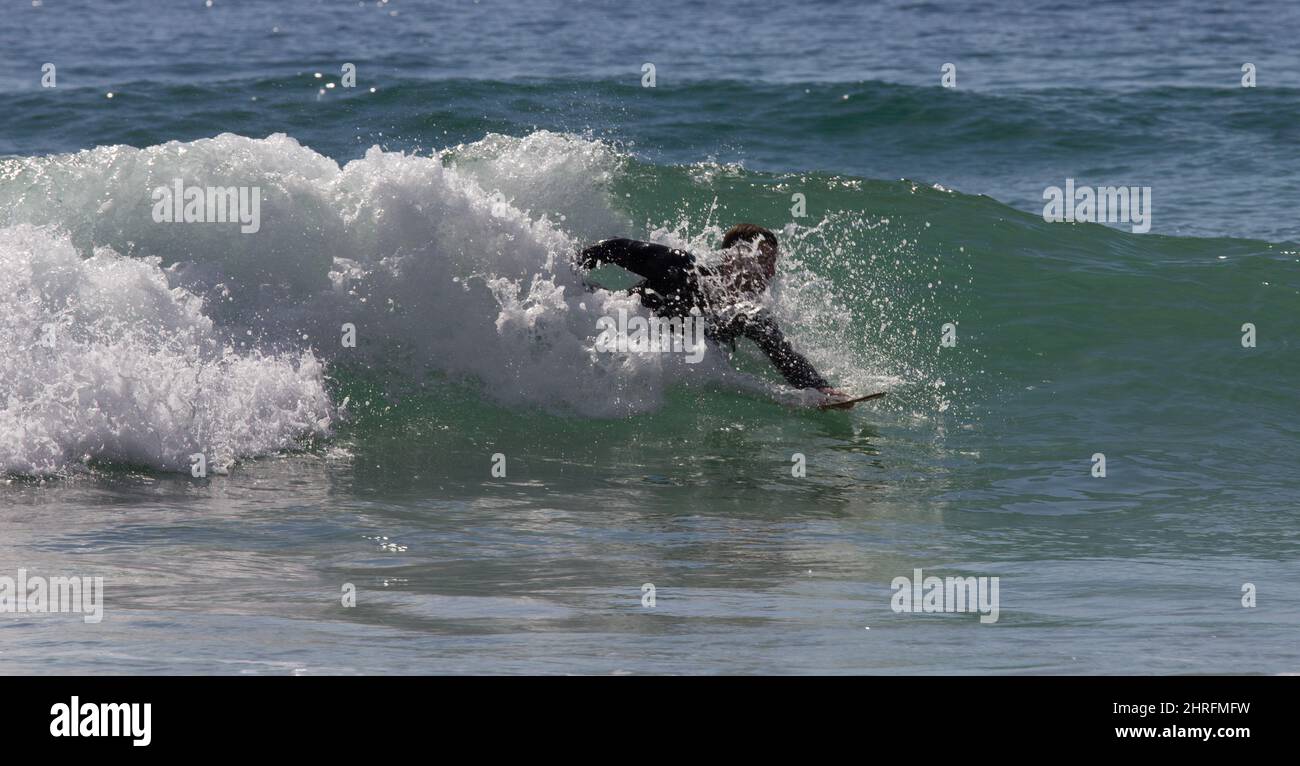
<box><xmin>817</xmin><ymin>386</ymin><xmax>846</xmax><ymax>397</ymax></box>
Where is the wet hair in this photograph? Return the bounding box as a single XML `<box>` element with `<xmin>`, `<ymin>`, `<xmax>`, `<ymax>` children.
<box><xmin>721</xmin><ymin>223</ymin><xmax>778</xmax><ymax>252</ymax></box>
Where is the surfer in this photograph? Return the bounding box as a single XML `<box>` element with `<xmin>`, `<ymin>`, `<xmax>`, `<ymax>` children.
<box><xmin>578</xmin><ymin>224</ymin><xmax>843</xmax><ymax>394</ymax></box>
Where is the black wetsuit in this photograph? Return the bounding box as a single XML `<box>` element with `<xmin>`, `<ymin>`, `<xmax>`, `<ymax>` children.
<box><xmin>578</xmin><ymin>238</ymin><xmax>830</xmax><ymax>389</ymax></box>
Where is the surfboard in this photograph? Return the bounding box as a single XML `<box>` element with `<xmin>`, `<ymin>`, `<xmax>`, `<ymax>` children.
<box><xmin>815</xmin><ymin>391</ymin><xmax>887</xmax><ymax>410</ymax></box>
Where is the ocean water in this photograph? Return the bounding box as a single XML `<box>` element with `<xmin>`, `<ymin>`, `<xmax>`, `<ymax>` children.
<box><xmin>1</xmin><ymin>0</ymin><xmax>1297</xmax><ymax>674</ymax></box>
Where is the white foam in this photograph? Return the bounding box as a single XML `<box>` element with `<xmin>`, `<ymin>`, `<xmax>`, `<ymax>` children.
<box><xmin>0</xmin><ymin>225</ymin><xmax>331</xmax><ymax>475</ymax></box>
<box><xmin>0</xmin><ymin>132</ymin><xmax>731</xmax><ymax>472</ymax></box>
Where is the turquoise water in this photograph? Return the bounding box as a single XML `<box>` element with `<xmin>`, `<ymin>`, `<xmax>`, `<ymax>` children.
<box><xmin>1</xmin><ymin>0</ymin><xmax>1297</xmax><ymax>674</ymax></box>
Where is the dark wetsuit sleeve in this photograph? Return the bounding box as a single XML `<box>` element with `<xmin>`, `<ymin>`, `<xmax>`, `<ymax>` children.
<box><xmin>579</xmin><ymin>238</ymin><xmax>695</xmax><ymax>283</ymax></box>
<box><xmin>741</xmin><ymin>311</ymin><xmax>830</xmax><ymax>389</ymax></box>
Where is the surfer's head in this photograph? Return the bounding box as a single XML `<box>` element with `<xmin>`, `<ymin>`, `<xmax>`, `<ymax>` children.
<box><xmin>719</xmin><ymin>223</ymin><xmax>779</xmax><ymax>291</ymax></box>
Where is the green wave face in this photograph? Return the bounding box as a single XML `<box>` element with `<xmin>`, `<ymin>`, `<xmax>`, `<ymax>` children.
<box><xmin>324</xmin><ymin>141</ymin><xmax>1300</xmax><ymax>528</ymax></box>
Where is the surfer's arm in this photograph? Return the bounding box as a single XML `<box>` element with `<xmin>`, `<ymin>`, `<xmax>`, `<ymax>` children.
<box><xmin>578</xmin><ymin>238</ymin><xmax>695</xmax><ymax>282</ymax></box>
<box><xmin>741</xmin><ymin>311</ymin><xmax>831</xmax><ymax>390</ymax></box>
